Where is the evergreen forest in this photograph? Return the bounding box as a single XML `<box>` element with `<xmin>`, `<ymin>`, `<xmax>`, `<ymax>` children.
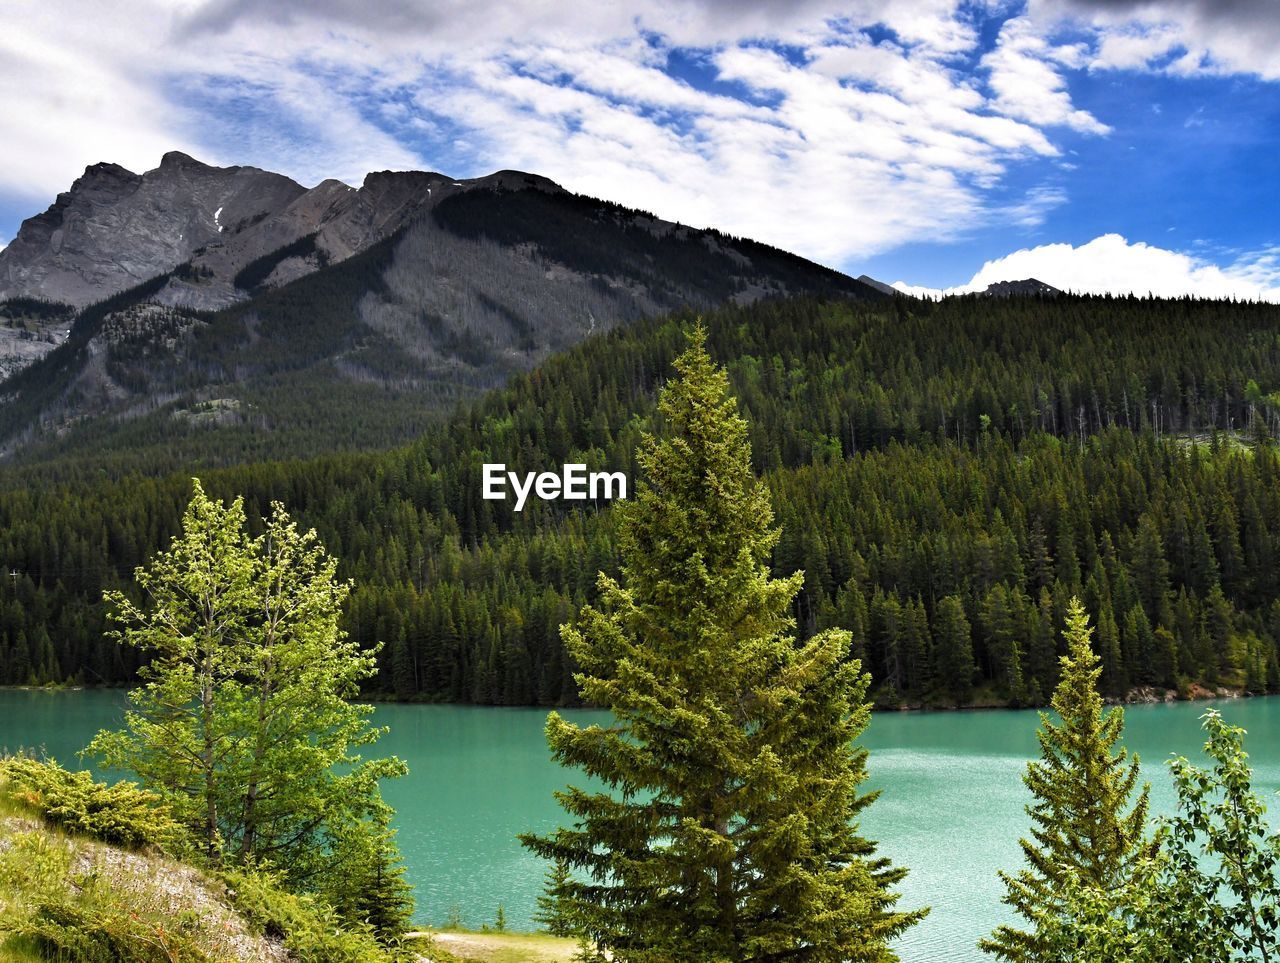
<box><xmin>3</xmin><ymin>292</ymin><xmax>1280</xmax><ymax>709</ymax></box>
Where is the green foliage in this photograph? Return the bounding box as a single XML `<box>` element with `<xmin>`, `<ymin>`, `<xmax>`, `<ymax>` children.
<box><xmin>222</xmin><ymin>867</ymin><xmax>412</xmax><ymax>963</ymax></box>
<box><xmin>320</xmin><ymin>807</ymin><xmax>415</xmax><ymax>945</ymax></box>
<box><xmin>1027</xmin><ymin>858</ymin><xmax>1164</xmax><ymax>963</ymax></box>
<box><xmin>1027</xmin><ymin>710</ymin><xmax>1280</xmax><ymax>963</ymax></box>
<box><xmin>87</xmin><ymin>480</ymin><xmax>410</xmax><ymax>935</ymax></box>
<box><xmin>982</xmin><ymin>598</ymin><xmax>1157</xmax><ymax>961</ymax></box>
<box><xmin>1</xmin><ymin>756</ymin><xmax>186</xmax><ymax>852</ymax></box>
<box><xmin>533</xmin><ymin>859</ymin><xmax>574</xmax><ymax>937</ymax></box>
<box><xmin>5</xmin><ymin>296</ymin><xmax>1280</xmax><ymax>707</ymax></box>
<box><xmin>522</xmin><ymin>330</ymin><xmax>924</xmax><ymax>961</ymax></box>
<box><xmin>9</xmin><ymin>899</ymin><xmax>210</xmax><ymax>963</ymax></box>
<box><xmin>1149</xmin><ymin>710</ymin><xmax>1280</xmax><ymax>962</ymax></box>
<box><xmin>0</xmin><ymin>829</ymin><xmax>269</xmax><ymax>963</ymax></box>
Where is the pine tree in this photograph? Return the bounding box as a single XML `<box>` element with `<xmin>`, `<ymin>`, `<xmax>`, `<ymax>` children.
<box><xmin>981</xmin><ymin>597</ymin><xmax>1157</xmax><ymax>961</ymax></box>
<box><xmin>325</xmin><ymin>803</ymin><xmax>415</xmax><ymax>943</ymax></box>
<box><xmin>933</xmin><ymin>595</ymin><xmax>976</xmax><ymax>704</ymax></box>
<box><xmin>533</xmin><ymin>858</ymin><xmax>575</xmax><ymax>937</ymax></box>
<box><xmin>522</xmin><ymin>329</ymin><xmax>924</xmax><ymax>961</ymax></box>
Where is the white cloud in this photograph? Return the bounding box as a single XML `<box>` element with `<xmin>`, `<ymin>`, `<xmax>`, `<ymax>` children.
<box><xmin>0</xmin><ymin>0</ymin><xmax>422</xmax><ymax>199</ymax></box>
<box><xmin>1</xmin><ymin>0</ymin><xmax>1276</xmax><ymax>272</ymax></box>
<box><xmin>1000</xmin><ymin>185</ymin><xmax>1070</xmax><ymax>227</ymax></box>
<box><xmin>981</xmin><ymin>16</ymin><xmax>1110</xmax><ymax>134</ymax></box>
<box><xmin>895</xmin><ymin>234</ymin><xmax>1280</xmax><ymax>301</ymax></box>
<box><xmin>0</xmin><ymin>8</ymin><xmax>199</xmax><ymax>200</ymax></box>
<box><xmin>1032</xmin><ymin>0</ymin><xmax>1280</xmax><ymax>80</ymax></box>
<box><xmin>0</xmin><ymin>0</ymin><xmax>1101</xmax><ymax>269</ymax></box>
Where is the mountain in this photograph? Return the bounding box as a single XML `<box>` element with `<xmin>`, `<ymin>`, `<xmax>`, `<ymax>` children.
<box><xmin>856</xmin><ymin>274</ymin><xmax>898</xmax><ymax>296</ymax></box>
<box><xmin>0</xmin><ymin>154</ymin><xmax>885</xmax><ymax>471</ymax></box>
<box><xmin>0</xmin><ymin>153</ymin><xmax>577</xmax><ymax>313</ymax></box>
<box><xmin>983</xmin><ymin>277</ymin><xmax>1060</xmax><ymax>297</ymax></box>
<box><xmin>0</xmin><ymin>152</ymin><xmax>307</xmax><ymax>309</ymax></box>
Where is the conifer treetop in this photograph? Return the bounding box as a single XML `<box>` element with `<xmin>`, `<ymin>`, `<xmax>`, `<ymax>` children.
<box><xmin>982</xmin><ymin>596</ymin><xmax>1156</xmax><ymax>962</ymax></box>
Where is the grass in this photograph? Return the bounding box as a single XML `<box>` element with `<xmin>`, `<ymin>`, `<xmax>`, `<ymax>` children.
<box><xmin>1170</xmin><ymin>430</ymin><xmax>1255</xmax><ymax>454</ymax></box>
<box><xmin>426</xmin><ymin>929</ymin><xmax>579</xmax><ymax>963</ymax></box>
<box><xmin>0</xmin><ymin>935</ymin><xmax>46</xmax><ymax>962</ymax></box>
<box><xmin>0</xmin><ymin>784</ymin><xmax>42</xmax><ymax>961</ymax></box>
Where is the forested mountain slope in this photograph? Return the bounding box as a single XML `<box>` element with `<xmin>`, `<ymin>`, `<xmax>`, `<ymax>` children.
<box><xmin>0</xmin><ymin>158</ymin><xmax>878</xmax><ymax>471</ymax></box>
<box><xmin>3</xmin><ymin>293</ymin><xmax>1280</xmax><ymax>707</ymax></box>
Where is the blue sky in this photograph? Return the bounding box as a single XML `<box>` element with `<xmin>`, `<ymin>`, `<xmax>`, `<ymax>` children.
<box><xmin>2</xmin><ymin>0</ymin><xmax>1279</xmax><ymax>297</ymax></box>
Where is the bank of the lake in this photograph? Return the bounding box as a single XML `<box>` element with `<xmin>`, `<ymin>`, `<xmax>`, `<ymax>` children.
<box><xmin>1</xmin><ymin>690</ymin><xmax>1276</xmax><ymax>963</ymax></box>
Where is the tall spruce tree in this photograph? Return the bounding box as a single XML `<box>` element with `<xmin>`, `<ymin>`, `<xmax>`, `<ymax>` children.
<box><xmin>521</xmin><ymin>329</ymin><xmax>923</xmax><ymax>962</ymax></box>
<box><xmin>981</xmin><ymin>597</ymin><xmax>1157</xmax><ymax>961</ymax></box>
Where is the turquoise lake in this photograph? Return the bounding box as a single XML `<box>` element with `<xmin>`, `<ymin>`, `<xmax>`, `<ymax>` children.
<box><xmin>1</xmin><ymin>690</ymin><xmax>1277</xmax><ymax>962</ymax></box>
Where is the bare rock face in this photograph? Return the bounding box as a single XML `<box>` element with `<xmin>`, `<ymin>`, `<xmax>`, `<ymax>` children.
<box><xmin>0</xmin><ymin>153</ymin><xmax>576</xmax><ymax>314</ymax></box>
<box><xmin>0</xmin><ymin>152</ymin><xmax>306</xmax><ymax>308</ymax></box>
<box><xmin>136</xmin><ymin>166</ymin><xmax>566</xmax><ymax>310</ymax></box>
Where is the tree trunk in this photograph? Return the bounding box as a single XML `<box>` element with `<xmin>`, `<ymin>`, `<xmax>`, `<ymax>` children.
<box><xmin>201</xmin><ymin>671</ymin><xmax>219</xmax><ymax>860</ymax></box>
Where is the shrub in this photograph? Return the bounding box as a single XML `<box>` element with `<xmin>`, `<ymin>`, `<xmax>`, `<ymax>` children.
<box><xmin>0</xmin><ymin>833</ymin><xmax>210</xmax><ymax>962</ymax></box>
<box><xmin>221</xmin><ymin>868</ymin><xmax>415</xmax><ymax>962</ymax></box>
<box><xmin>1</xmin><ymin>756</ymin><xmax>187</xmax><ymax>852</ymax></box>
<box><xmin>13</xmin><ymin>900</ymin><xmax>210</xmax><ymax>963</ymax></box>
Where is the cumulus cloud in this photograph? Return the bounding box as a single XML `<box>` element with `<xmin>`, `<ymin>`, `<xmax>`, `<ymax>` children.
<box><xmin>895</xmin><ymin>234</ymin><xmax>1280</xmax><ymax>301</ymax></box>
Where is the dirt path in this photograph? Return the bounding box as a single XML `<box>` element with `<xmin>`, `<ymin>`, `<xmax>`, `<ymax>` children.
<box><xmin>418</xmin><ymin>930</ymin><xmax>578</xmax><ymax>962</ymax></box>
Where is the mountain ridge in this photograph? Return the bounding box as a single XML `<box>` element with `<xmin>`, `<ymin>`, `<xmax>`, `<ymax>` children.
<box><xmin>0</xmin><ymin>152</ymin><xmax>884</xmax><ymax>470</ymax></box>
<box><xmin>0</xmin><ymin>154</ymin><xmax>580</xmax><ymax>313</ymax></box>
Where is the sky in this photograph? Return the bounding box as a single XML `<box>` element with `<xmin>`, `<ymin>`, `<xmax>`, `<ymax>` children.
<box><xmin>2</xmin><ymin>0</ymin><xmax>1279</xmax><ymax>298</ymax></box>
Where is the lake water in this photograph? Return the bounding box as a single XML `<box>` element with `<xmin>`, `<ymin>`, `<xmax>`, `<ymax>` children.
<box><xmin>2</xmin><ymin>690</ymin><xmax>1277</xmax><ymax>962</ymax></box>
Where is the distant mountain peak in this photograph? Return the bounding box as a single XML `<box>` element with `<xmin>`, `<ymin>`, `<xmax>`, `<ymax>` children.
<box><xmin>983</xmin><ymin>277</ymin><xmax>1060</xmax><ymax>297</ymax></box>
<box><xmin>856</xmin><ymin>274</ymin><xmax>898</xmax><ymax>296</ymax></box>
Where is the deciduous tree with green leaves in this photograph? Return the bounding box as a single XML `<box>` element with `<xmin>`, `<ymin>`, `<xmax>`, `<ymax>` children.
<box><xmin>522</xmin><ymin>329</ymin><xmax>923</xmax><ymax>961</ymax></box>
<box><xmin>982</xmin><ymin>597</ymin><xmax>1156</xmax><ymax>961</ymax></box>
<box><xmin>88</xmin><ymin>480</ymin><xmax>409</xmax><ymax>936</ymax></box>
<box><xmin>1148</xmin><ymin>709</ymin><xmax>1279</xmax><ymax>963</ymax></box>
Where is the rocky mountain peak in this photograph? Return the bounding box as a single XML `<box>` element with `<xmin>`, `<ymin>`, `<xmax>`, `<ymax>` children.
<box><xmin>158</xmin><ymin>150</ymin><xmax>208</xmax><ymax>170</ymax></box>
<box><xmin>76</xmin><ymin>161</ymin><xmax>142</xmax><ymax>187</ymax></box>
<box><xmin>983</xmin><ymin>277</ymin><xmax>1060</xmax><ymax>297</ymax></box>
<box><xmin>0</xmin><ymin>154</ymin><xmax>306</xmax><ymax>308</ymax></box>
<box><xmin>0</xmin><ymin>156</ymin><xmax>586</xmax><ymax>312</ymax></box>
